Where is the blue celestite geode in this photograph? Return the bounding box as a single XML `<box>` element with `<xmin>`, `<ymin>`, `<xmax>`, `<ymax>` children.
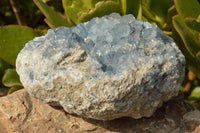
<box><xmin>16</xmin><ymin>13</ymin><xmax>185</xmax><ymax>120</ymax></box>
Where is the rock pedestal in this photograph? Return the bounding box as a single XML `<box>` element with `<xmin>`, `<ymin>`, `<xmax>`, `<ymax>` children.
<box><xmin>0</xmin><ymin>89</ymin><xmax>200</xmax><ymax>133</ymax></box>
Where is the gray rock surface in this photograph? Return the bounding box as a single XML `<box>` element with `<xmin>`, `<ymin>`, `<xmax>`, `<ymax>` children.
<box><xmin>16</xmin><ymin>13</ymin><xmax>185</xmax><ymax>120</ymax></box>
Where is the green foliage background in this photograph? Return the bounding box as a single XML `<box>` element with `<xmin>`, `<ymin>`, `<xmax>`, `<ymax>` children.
<box><xmin>0</xmin><ymin>0</ymin><xmax>200</xmax><ymax>108</ymax></box>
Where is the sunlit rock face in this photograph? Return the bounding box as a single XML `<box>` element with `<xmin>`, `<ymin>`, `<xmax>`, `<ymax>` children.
<box><xmin>16</xmin><ymin>13</ymin><xmax>185</xmax><ymax>120</ymax></box>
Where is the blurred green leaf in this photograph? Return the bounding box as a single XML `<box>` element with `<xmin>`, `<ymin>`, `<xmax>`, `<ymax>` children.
<box><xmin>197</xmin><ymin>51</ymin><xmax>200</xmax><ymax>60</ymax></box>
<box><xmin>141</xmin><ymin>0</ymin><xmax>174</xmax><ymax>30</ymax></box>
<box><xmin>82</xmin><ymin>0</ymin><xmax>92</xmax><ymax>9</ymax></box>
<box><xmin>188</xmin><ymin>87</ymin><xmax>200</xmax><ymax>102</ymax></box>
<box><xmin>2</xmin><ymin>69</ymin><xmax>22</xmax><ymax>87</ymax></box>
<box><xmin>34</xmin><ymin>0</ymin><xmax>72</xmax><ymax>28</ymax></box>
<box><xmin>62</xmin><ymin>0</ymin><xmax>73</xmax><ymax>24</ymax></box>
<box><xmin>90</xmin><ymin>0</ymin><xmax>102</xmax><ymax>8</ymax></box>
<box><xmin>63</xmin><ymin>0</ymin><xmax>91</xmax><ymax>24</ymax></box>
<box><xmin>146</xmin><ymin>0</ymin><xmax>174</xmax><ymax>19</ymax></box>
<box><xmin>0</xmin><ymin>0</ymin><xmax>14</xmax><ymax>26</ymax></box>
<box><xmin>44</xmin><ymin>18</ymin><xmax>56</xmax><ymax>29</ymax></box>
<box><xmin>197</xmin><ymin>15</ymin><xmax>200</xmax><ymax>22</ymax></box>
<box><xmin>44</xmin><ymin>0</ymin><xmax>64</xmax><ymax>13</ymax></box>
<box><xmin>142</xmin><ymin>4</ymin><xmax>156</xmax><ymax>21</ymax></box>
<box><xmin>173</xmin><ymin>15</ymin><xmax>200</xmax><ymax>57</ymax></box>
<box><xmin>62</xmin><ymin>0</ymin><xmax>73</xmax><ymax>6</ymax></box>
<box><xmin>165</xmin><ymin>5</ymin><xmax>177</xmax><ymax>30</ymax></box>
<box><xmin>194</xmin><ymin>78</ymin><xmax>200</xmax><ymax>86</ymax></box>
<box><xmin>34</xmin><ymin>28</ymin><xmax>47</xmax><ymax>35</ymax></box>
<box><xmin>18</xmin><ymin>0</ymin><xmax>44</xmax><ymax>27</ymax></box>
<box><xmin>184</xmin><ymin>17</ymin><xmax>200</xmax><ymax>34</ymax></box>
<box><xmin>0</xmin><ymin>25</ymin><xmax>40</xmax><ymax>66</ymax></box>
<box><xmin>90</xmin><ymin>0</ymin><xmax>118</xmax><ymax>8</ymax></box>
<box><xmin>0</xmin><ymin>58</ymin><xmax>10</xmax><ymax>78</ymax></box>
<box><xmin>78</xmin><ymin>1</ymin><xmax>121</xmax><ymax>23</ymax></box>
<box><xmin>172</xmin><ymin>27</ymin><xmax>200</xmax><ymax>78</ymax></box>
<box><xmin>119</xmin><ymin>0</ymin><xmax>140</xmax><ymax>18</ymax></box>
<box><xmin>8</xmin><ymin>86</ymin><xmax>23</xmax><ymax>94</ymax></box>
<box><xmin>174</xmin><ymin>0</ymin><xmax>200</xmax><ymax>19</ymax></box>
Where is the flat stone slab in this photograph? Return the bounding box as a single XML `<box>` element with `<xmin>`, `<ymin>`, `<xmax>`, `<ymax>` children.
<box><xmin>16</xmin><ymin>13</ymin><xmax>185</xmax><ymax>120</ymax></box>
<box><xmin>0</xmin><ymin>89</ymin><xmax>200</xmax><ymax>133</ymax></box>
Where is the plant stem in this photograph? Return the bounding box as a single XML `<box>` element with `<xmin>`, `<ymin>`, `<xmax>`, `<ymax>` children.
<box><xmin>9</xmin><ymin>0</ymin><xmax>24</xmax><ymax>25</ymax></box>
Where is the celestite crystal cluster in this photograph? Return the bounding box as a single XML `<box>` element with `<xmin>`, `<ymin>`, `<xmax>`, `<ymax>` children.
<box><xmin>16</xmin><ymin>13</ymin><xmax>185</xmax><ymax>120</ymax></box>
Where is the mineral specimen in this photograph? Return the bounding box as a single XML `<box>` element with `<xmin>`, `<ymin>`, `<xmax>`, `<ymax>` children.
<box><xmin>16</xmin><ymin>13</ymin><xmax>185</xmax><ymax>120</ymax></box>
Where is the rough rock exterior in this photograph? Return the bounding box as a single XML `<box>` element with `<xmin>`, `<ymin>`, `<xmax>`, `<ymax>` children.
<box><xmin>1</xmin><ymin>90</ymin><xmax>200</xmax><ymax>133</ymax></box>
<box><xmin>16</xmin><ymin>13</ymin><xmax>185</xmax><ymax>120</ymax></box>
